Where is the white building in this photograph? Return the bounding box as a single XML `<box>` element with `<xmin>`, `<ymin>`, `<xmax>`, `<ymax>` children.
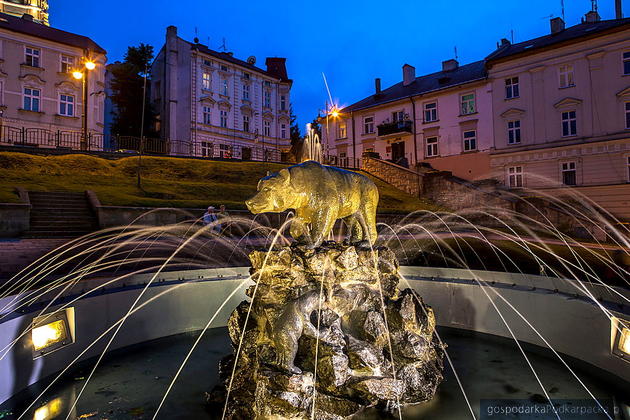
<box><xmin>150</xmin><ymin>26</ymin><xmax>292</xmax><ymax>161</ymax></box>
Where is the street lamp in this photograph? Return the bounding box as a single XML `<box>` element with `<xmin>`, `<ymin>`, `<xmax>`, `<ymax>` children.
<box><xmin>73</xmin><ymin>59</ymin><xmax>96</xmax><ymax>150</ymax></box>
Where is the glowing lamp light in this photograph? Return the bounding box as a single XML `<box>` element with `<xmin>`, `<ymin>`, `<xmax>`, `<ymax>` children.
<box><xmin>31</xmin><ymin>308</ymin><xmax>75</xmax><ymax>358</ymax></box>
<box><xmin>619</xmin><ymin>326</ymin><xmax>630</xmax><ymax>355</ymax></box>
<box><xmin>32</xmin><ymin>319</ymin><xmax>66</xmax><ymax>351</ymax></box>
<box><xmin>72</xmin><ymin>71</ymin><xmax>83</xmax><ymax>80</ymax></box>
<box><xmin>33</xmin><ymin>398</ymin><xmax>62</xmax><ymax>420</ymax></box>
<box><xmin>84</xmin><ymin>61</ymin><xmax>96</xmax><ymax>70</ymax></box>
<box><xmin>330</xmin><ymin>110</ymin><xmax>339</xmax><ymax>118</ymax></box>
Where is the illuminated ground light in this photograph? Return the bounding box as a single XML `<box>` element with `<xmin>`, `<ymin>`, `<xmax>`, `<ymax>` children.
<box><xmin>33</xmin><ymin>397</ymin><xmax>63</xmax><ymax>420</ymax></box>
<box><xmin>31</xmin><ymin>308</ymin><xmax>75</xmax><ymax>358</ymax></box>
<box><xmin>612</xmin><ymin>317</ymin><xmax>630</xmax><ymax>360</ymax></box>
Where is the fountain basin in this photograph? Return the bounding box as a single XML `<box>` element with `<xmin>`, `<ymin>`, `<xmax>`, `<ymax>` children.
<box><xmin>0</xmin><ymin>267</ymin><xmax>628</xmax><ymax>413</ymax></box>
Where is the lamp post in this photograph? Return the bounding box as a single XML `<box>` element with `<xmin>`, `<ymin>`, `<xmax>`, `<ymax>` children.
<box><xmin>72</xmin><ymin>59</ymin><xmax>95</xmax><ymax>150</ymax></box>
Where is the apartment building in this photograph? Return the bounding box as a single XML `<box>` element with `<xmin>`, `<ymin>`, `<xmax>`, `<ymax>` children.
<box><xmin>486</xmin><ymin>13</ymin><xmax>630</xmax><ymax>218</ymax></box>
<box><xmin>0</xmin><ymin>0</ymin><xmax>48</xmax><ymax>25</ymax></box>
<box><xmin>0</xmin><ymin>12</ymin><xmax>106</xmax><ymax>149</ymax></box>
<box><xmin>323</xmin><ymin>61</ymin><xmax>493</xmax><ymax>179</ymax></box>
<box><xmin>150</xmin><ymin>26</ymin><xmax>292</xmax><ymax>161</ymax></box>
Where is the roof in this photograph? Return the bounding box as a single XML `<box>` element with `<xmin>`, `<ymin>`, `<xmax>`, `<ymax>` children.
<box><xmin>190</xmin><ymin>42</ymin><xmax>290</xmax><ymax>82</ymax></box>
<box><xmin>486</xmin><ymin>17</ymin><xmax>630</xmax><ymax>63</ymax></box>
<box><xmin>340</xmin><ymin>60</ymin><xmax>486</xmax><ymax>113</ymax></box>
<box><xmin>0</xmin><ymin>12</ymin><xmax>106</xmax><ymax>54</ymax></box>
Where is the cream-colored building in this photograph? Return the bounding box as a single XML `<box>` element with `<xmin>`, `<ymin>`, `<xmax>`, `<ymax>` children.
<box><xmin>0</xmin><ymin>12</ymin><xmax>106</xmax><ymax>149</ymax></box>
<box><xmin>0</xmin><ymin>0</ymin><xmax>48</xmax><ymax>25</ymax></box>
<box><xmin>150</xmin><ymin>26</ymin><xmax>292</xmax><ymax>161</ymax></box>
<box><xmin>487</xmin><ymin>13</ymin><xmax>630</xmax><ymax>219</ymax></box>
<box><xmin>322</xmin><ymin>61</ymin><xmax>494</xmax><ymax>180</ymax></box>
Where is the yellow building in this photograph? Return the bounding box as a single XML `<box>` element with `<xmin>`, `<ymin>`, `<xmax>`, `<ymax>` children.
<box><xmin>0</xmin><ymin>0</ymin><xmax>48</xmax><ymax>25</ymax></box>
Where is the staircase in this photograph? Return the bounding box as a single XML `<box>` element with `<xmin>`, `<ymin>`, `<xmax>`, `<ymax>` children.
<box><xmin>26</xmin><ymin>191</ymin><xmax>98</xmax><ymax>238</ymax></box>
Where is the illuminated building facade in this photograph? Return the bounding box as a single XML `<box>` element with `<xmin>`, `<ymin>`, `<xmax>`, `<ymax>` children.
<box><xmin>0</xmin><ymin>0</ymin><xmax>48</xmax><ymax>25</ymax></box>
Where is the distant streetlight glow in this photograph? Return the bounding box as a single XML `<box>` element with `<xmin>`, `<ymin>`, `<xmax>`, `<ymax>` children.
<box><xmin>84</xmin><ymin>61</ymin><xmax>96</xmax><ymax>70</ymax></box>
<box><xmin>72</xmin><ymin>70</ymin><xmax>83</xmax><ymax>80</ymax></box>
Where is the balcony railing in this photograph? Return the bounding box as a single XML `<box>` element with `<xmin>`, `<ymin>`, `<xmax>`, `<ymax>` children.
<box><xmin>377</xmin><ymin>120</ymin><xmax>413</xmax><ymax>137</ymax></box>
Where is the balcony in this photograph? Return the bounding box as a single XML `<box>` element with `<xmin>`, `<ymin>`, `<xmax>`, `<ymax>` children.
<box><xmin>377</xmin><ymin>120</ymin><xmax>413</xmax><ymax>137</ymax></box>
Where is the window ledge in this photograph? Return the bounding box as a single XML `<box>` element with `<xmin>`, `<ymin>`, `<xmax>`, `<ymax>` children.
<box><xmin>54</xmin><ymin>114</ymin><xmax>79</xmax><ymax>119</ymax></box>
<box><xmin>459</xmin><ymin>112</ymin><xmax>478</xmax><ymax>117</ymax></box>
<box><xmin>18</xmin><ymin>108</ymin><xmax>44</xmax><ymax>115</ymax></box>
<box><xmin>424</xmin><ymin>155</ymin><xmax>440</xmax><ymax>159</ymax></box>
<box><xmin>423</xmin><ymin>119</ymin><xmax>439</xmax><ymax>124</ymax></box>
<box><xmin>504</xmin><ymin>96</ymin><xmax>520</xmax><ymax>101</ymax></box>
<box><xmin>507</xmin><ymin>142</ymin><xmax>522</xmax><ymax>146</ymax></box>
<box><xmin>559</xmin><ymin>85</ymin><xmax>576</xmax><ymax>89</ymax></box>
<box><xmin>336</xmin><ymin>137</ymin><xmax>348</xmax><ymax>141</ymax></box>
<box><xmin>20</xmin><ymin>64</ymin><xmax>43</xmax><ymax>71</ymax></box>
<box><xmin>462</xmin><ymin>149</ymin><xmax>479</xmax><ymax>154</ymax></box>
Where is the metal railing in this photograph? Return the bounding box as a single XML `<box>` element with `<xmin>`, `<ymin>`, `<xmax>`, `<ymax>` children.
<box><xmin>0</xmin><ymin>123</ymin><xmax>286</xmax><ymax>162</ymax></box>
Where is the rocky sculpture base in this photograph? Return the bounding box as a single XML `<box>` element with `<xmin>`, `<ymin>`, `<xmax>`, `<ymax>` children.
<box><xmin>209</xmin><ymin>242</ymin><xmax>445</xmax><ymax>419</ymax></box>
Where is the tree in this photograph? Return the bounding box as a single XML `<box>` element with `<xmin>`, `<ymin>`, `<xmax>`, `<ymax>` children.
<box><xmin>109</xmin><ymin>43</ymin><xmax>157</xmax><ymax>138</ymax></box>
<box><xmin>309</xmin><ymin>117</ymin><xmax>322</xmax><ymax>140</ymax></box>
<box><xmin>288</xmin><ymin>107</ymin><xmax>302</xmax><ymax>162</ymax></box>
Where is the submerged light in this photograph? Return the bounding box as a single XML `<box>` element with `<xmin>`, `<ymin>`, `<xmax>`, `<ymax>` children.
<box><xmin>33</xmin><ymin>397</ymin><xmax>62</xmax><ymax>420</ymax></box>
<box><xmin>31</xmin><ymin>308</ymin><xmax>75</xmax><ymax>358</ymax></box>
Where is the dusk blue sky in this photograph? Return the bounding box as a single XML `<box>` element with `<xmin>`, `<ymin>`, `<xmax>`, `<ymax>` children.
<box><xmin>50</xmin><ymin>0</ymin><xmax>629</xmax><ymax>131</ymax></box>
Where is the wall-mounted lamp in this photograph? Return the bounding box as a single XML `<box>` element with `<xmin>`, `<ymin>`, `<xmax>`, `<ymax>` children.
<box><xmin>31</xmin><ymin>307</ymin><xmax>75</xmax><ymax>358</ymax></box>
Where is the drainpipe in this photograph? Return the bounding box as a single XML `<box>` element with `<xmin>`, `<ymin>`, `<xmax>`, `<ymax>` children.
<box><xmin>409</xmin><ymin>96</ymin><xmax>418</xmax><ymax>167</ymax></box>
<box><xmin>351</xmin><ymin>111</ymin><xmax>356</xmax><ymax>167</ymax></box>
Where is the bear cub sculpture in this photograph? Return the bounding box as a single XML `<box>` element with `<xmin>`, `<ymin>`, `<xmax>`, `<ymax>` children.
<box><xmin>245</xmin><ymin>160</ymin><xmax>379</xmax><ymax>248</ymax></box>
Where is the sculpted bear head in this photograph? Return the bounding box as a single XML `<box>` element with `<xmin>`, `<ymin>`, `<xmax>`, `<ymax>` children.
<box><xmin>246</xmin><ymin>169</ymin><xmax>296</xmax><ymax>214</ymax></box>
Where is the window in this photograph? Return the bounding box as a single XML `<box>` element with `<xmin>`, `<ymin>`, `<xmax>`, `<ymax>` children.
<box><xmin>625</xmin><ymin>101</ymin><xmax>630</xmax><ymax>129</ymax></box>
<box><xmin>392</xmin><ymin>110</ymin><xmax>405</xmax><ymax>122</ymax></box>
<box><xmin>559</xmin><ymin>65</ymin><xmax>575</xmax><ymax>88</ymax></box>
<box><xmin>561</xmin><ymin>110</ymin><xmax>577</xmax><ymax>136</ymax></box>
<box><xmin>220</xmin><ymin>64</ymin><xmax>228</xmax><ymax>72</ymax></box>
<box><xmin>508</xmin><ymin>120</ymin><xmax>521</xmax><ymax>144</ymax></box>
<box><xmin>281</xmin><ymin>123</ymin><xmax>287</xmax><ymax>139</ymax></box>
<box><xmin>339</xmin><ymin>152</ymin><xmax>348</xmax><ymax>167</ymax></box>
<box><xmin>463</xmin><ymin>130</ymin><xmax>477</xmax><ymax>151</ymax></box>
<box><xmin>220</xmin><ymin>110</ymin><xmax>228</xmax><ymax>127</ymax></box>
<box><xmin>337</xmin><ymin>121</ymin><xmax>347</xmax><ymax>139</ymax></box>
<box><xmin>59</xmin><ymin>94</ymin><xmax>74</xmax><ymax>116</ymax></box>
<box><xmin>505</xmin><ymin>77</ymin><xmax>519</xmax><ymax>99</ymax></box>
<box><xmin>263</xmin><ymin>90</ymin><xmax>271</xmax><ymax>108</ymax></box>
<box><xmin>461</xmin><ymin>93</ymin><xmax>476</xmax><ymax>115</ymax></box>
<box><xmin>25</xmin><ymin>47</ymin><xmax>40</xmax><ymax>67</ymax></box>
<box><xmin>23</xmin><ymin>87</ymin><xmax>40</xmax><ymax>111</ymax></box>
<box><xmin>243</xmin><ymin>115</ymin><xmax>250</xmax><ymax>132</ymax></box>
<box><xmin>507</xmin><ymin>166</ymin><xmax>523</xmax><ymax>188</ymax></box>
<box><xmin>280</xmin><ymin>95</ymin><xmax>286</xmax><ymax>111</ymax></box>
<box><xmin>242</xmin><ymin>84</ymin><xmax>250</xmax><ymax>100</ymax></box>
<box><xmin>203</xmin><ymin>106</ymin><xmax>212</xmax><ymax>125</ymax></box>
<box><xmin>243</xmin><ymin>72</ymin><xmax>250</xmax><ymax>79</ymax></box>
<box><xmin>424</xmin><ymin>102</ymin><xmax>437</xmax><ymax>122</ymax></box>
<box><xmin>201</xmin><ymin>141</ymin><xmax>213</xmax><ymax>157</ymax></box>
<box><xmin>203</xmin><ymin>59</ymin><xmax>212</xmax><ymax>67</ymax></box>
<box><xmin>219</xmin><ymin>143</ymin><xmax>232</xmax><ymax>158</ymax></box>
<box><xmin>624</xmin><ymin>52</ymin><xmax>630</xmax><ymax>75</ymax></box>
<box><xmin>363</xmin><ymin>116</ymin><xmax>374</xmax><ymax>134</ymax></box>
<box><xmin>61</xmin><ymin>55</ymin><xmax>74</xmax><ymax>73</ymax></box>
<box><xmin>221</xmin><ymin>78</ymin><xmax>228</xmax><ymax>96</ymax></box>
<box><xmin>202</xmin><ymin>72</ymin><xmax>211</xmax><ymax>90</ymax></box>
<box><xmin>264</xmin><ymin>80</ymin><xmax>271</xmax><ymax>88</ymax></box>
<box><xmin>263</xmin><ymin>120</ymin><xmax>271</xmax><ymax>136</ymax></box>
<box><xmin>627</xmin><ymin>156</ymin><xmax>630</xmax><ymax>182</ymax></box>
<box><xmin>561</xmin><ymin>161</ymin><xmax>577</xmax><ymax>186</ymax></box>
<box><xmin>426</xmin><ymin>136</ymin><xmax>438</xmax><ymax>157</ymax></box>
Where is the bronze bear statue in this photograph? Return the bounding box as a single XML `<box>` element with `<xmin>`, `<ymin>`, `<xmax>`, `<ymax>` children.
<box><xmin>246</xmin><ymin>161</ymin><xmax>379</xmax><ymax>248</ymax></box>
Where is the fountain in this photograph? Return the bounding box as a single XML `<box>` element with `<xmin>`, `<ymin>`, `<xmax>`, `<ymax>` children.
<box><xmin>0</xmin><ymin>161</ymin><xmax>628</xmax><ymax>419</ymax></box>
<box><xmin>299</xmin><ymin>123</ymin><xmax>322</xmax><ymax>163</ymax></box>
<box><xmin>208</xmin><ymin>161</ymin><xmax>445</xmax><ymax>418</ymax></box>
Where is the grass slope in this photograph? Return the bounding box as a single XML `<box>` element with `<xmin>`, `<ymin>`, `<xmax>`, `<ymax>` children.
<box><xmin>0</xmin><ymin>152</ymin><xmax>439</xmax><ymax>213</ymax></box>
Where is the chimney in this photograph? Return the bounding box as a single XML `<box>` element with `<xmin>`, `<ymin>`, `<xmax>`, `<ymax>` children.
<box><xmin>21</xmin><ymin>13</ymin><xmax>33</xmax><ymax>21</ymax></box>
<box><xmin>402</xmin><ymin>64</ymin><xmax>415</xmax><ymax>86</ymax></box>
<box><xmin>375</xmin><ymin>78</ymin><xmax>381</xmax><ymax>94</ymax></box>
<box><xmin>166</xmin><ymin>25</ymin><xmax>177</xmax><ymax>39</ymax></box>
<box><xmin>550</xmin><ymin>17</ymin><xmax>565</xmax><ymax>34</ymax></box>
<box><xmin>585</xmin><ymin>10</ymin><xmax>601</xmax><ymax>23</ymax></box>
<box><xmin>615</xmin><ymin>0</ymin><xmax>623</xmax><ymax>19</ymax></box>
<box><xmin>500</xmin><ymin>38</ymin><xmax>511</xmax><ymax>47</ymax></box>
<box><xmin>442</xmin><ymin>59</ymin><xmax>459</xmax><ymax>72</ymax></box>
<box><xmin>265</xmin><ymin>57</ymin><xmax>288</xmax><ymax>81</ymax></box>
